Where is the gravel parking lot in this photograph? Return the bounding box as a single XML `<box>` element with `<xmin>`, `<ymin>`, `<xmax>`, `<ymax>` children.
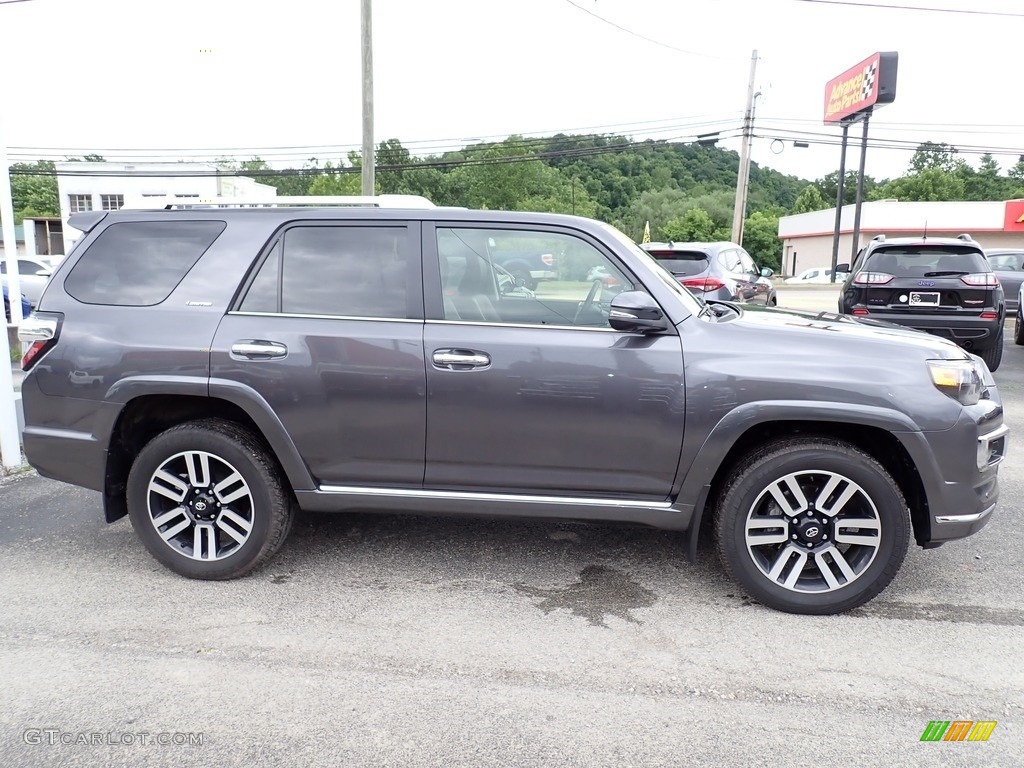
<box><xmin>1</xmin><ymin>292</ymin><xmax>1021</xmax><ymax>767</ymax></box>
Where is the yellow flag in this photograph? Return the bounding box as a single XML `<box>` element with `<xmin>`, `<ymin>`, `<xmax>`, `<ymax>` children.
<box><xmin>642</xmin><ymin>220</ymin><xmax>651</xmax><ymax>244</ymax></box>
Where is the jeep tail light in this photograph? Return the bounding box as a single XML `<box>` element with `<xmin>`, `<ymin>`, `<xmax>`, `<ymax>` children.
<box><xmin>961</xmin><ymin>273</ymin><xmax>999</xmax><ymax>287</ymax></box>
<box><xmin>980</xmin><ymin>312</ymin><xmax>998</xmax><ymax>319</ymax></box>
<box><xmin>18</xmin><ymin>313</ymin><xmax>60</xmax><ymax>372</ymax></box>
<box><xmin>852</xmin><ymin>308</ymin><xmax>870</xmax><ymax>316</ymax></box>
<box><xmin>680</xmin><ymin>277</ymin><xmax>726</xmax><ymax>293</ymax></box>
<box><xmin>853</xmin><ymin>272</ymin><xmax>894</xmax><ymax>285</ymax></box>
<box><xmin>541</xmin><ymin>253</ymin><xmax>555</xmax><ymax>267</ymax></box>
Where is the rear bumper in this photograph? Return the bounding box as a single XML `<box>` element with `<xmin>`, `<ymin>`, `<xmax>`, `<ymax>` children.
<box><xmin>849</xmin><ymin>310</ymin><xmax>1002</xmax><ymax>349</ymax></box>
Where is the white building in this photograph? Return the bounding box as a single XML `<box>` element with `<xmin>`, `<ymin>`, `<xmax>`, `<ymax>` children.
<box><xmin>55</xmin><ymin>162</ymin><xmax>277</xmax><ymax>253</ymax></box>
<box><xmin>778</xmin><ymin>199</ymin><xmax>1024</xmax><ymax>276</ymax></box>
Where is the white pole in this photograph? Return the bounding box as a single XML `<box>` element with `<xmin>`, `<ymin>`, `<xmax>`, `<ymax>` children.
<box><xmin>0</xmin><ymin>120</ymin><xmax>24</xmax><ymax>468</ymax></box>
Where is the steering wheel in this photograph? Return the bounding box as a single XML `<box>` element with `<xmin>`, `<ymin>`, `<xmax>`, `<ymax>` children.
<box><xmin>573</xmin><ymin>279</ymin><xmax>603</xmax><ymax>324</ymax></box>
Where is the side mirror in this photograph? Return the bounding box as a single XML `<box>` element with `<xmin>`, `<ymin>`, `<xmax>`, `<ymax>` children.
<box><xmin>609</xmin><ymin>291</ymin><xmax>670</xmax><ymax>334</ymax></box>
<box><xmin>835</xmin><ymin>263</ymin><xmax>850</xmax><ymax>273</ymax></box>
<box><xmin>760</xmin><ymin>267</ymin><xmax>774</xmax><ymax>278</ymax></box>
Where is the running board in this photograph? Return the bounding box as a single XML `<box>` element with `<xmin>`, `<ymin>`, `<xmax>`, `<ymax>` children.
<box><xmin>293</xmin><ymin>485</ymin><xmax>693</xmax><ymax>531</ymax></box>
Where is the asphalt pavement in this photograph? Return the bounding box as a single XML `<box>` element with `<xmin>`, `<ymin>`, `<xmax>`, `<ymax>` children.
<box><xmin>1</xmin><ymin>294</ymin><xmax>1022</xmax><ymax>767</ymax></box>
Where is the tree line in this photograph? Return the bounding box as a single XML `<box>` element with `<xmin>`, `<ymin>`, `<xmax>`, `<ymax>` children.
<box><xmin>9</xmin><ymin>138</ymin><xmax>1024</xmax><ymax>273</ymax></box>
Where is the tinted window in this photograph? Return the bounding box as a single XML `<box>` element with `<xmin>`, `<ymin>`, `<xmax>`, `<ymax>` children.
<box><xmin>65</xmin><ymin>221</ymin><xmax>225</xmax><ymax>306</ymax></box>
<box><xmin>240</xmin><ymin>240</ymin><xmax>281</xmax><ymax>313</ymax></box>
<box><xmin>278</xmin><ymin>226</ymin><xmax>409</xmax><ymax>318</ymax></box>
<box><xmin>866</xmin><ymin>246</ymin><xmax>989</xmax><ymax>277</ymax></box>
<box><xmin>646</xmin><ymin>250</ymin><xmax>709</xmax><ymax>277</ymax></box>
<box><xmin>989</xmin><ymin>252</ymin><xmax>1024</xmax><ymax>271</ymax></box>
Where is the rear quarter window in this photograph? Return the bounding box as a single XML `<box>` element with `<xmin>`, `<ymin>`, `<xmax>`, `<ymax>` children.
<box><xmin>64</xmin><ymin>220</ymin><xmax>226</xmax><ymax>306</ymax></box>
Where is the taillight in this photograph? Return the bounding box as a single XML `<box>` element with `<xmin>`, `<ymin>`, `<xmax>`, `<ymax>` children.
<box><xmin>680</xmin><ymin>277</ymin><xmax>726</xmax><ymax>292</ymax></box>
<box><xmin>980</xmin><ymin>312</ymin><xmax>998</xmax><ymax>319</ymax></box>
<box><xmin>852</xmin><ymin>272</ymin><xmax>894</xmax><ymax>285</ymax></box>
<box><xmin>961</xmin><ymin>273</ymin><xmax>999</xmax><ymax>287</ymax></box>
<box><xmin>18</xmin><ymin>313</ymin><xmax>60</xmax><ymax>372</ymax></box>
<box><xmin>541</xmin><ymin>253</ymin><xmax>555</xmax><ymax>267</ymax></box>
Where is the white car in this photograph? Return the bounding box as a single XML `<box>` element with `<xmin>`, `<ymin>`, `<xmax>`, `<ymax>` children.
<box><xmin>0</xmin><ymin>257</ymin><xmax>53</xmax><ymax>308</ymax></box>
<box><xmin>784</xmin><ymin>267</ymin><xmax>849</xmax><ymax>284</ymax></box>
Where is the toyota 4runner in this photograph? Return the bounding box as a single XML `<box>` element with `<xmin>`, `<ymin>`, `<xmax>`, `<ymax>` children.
<box><xmin>18</xmin><ymin>198</ymin><xmax>1008</xmax><ymax>615</ymax></box>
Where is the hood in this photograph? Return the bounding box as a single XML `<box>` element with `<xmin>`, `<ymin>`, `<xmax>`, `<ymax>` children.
<box><xmin>722</xmin><ymin>303</ymin><xmax>970</xmax><ymax>359</ymax></box>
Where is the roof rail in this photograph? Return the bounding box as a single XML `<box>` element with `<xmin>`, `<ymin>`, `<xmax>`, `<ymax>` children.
<box><xmin>956</xmin><ymin>233</ymin><xmax>974</xmax><ymax>242</ymax></box>
<box><xmin>121</xmin><ymin>194</ymin><xmax>437</xmax><ymax>210</ymax></box>
<box><xmin>872</xmin><ymin>234</ymin><xmax>886</xmax><ymax>242</ymax></box>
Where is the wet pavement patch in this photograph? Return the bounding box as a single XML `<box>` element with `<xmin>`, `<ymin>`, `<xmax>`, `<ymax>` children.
<box><xmin>850</xmin><ymin>601</ymin><xmax>1024</xmax><ymax>626</ymax></box>
<box><xmin>515</xmin><ymin>565</ymin><xmax>657</xmax><ymax>627</ymax></box>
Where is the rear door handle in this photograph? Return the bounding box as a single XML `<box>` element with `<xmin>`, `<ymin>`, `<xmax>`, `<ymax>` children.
<box><xmin>432</xmin><ymin>349</ymin><xmax>491</xmax><ymax>369</ymax></box>
<box><xmin>231</xmin><ymin>340</ymin><xmax>288</xmax><ymax>360</ymax></box>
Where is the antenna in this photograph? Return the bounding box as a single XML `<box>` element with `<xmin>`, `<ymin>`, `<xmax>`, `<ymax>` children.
<box><xmin>923</xmin><ymin>220</ymin><xmax>928</xmax><ymax>240</ymax></box>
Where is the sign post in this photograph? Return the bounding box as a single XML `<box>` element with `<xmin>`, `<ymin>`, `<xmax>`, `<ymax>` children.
<box><xmin>823</xmin><ymin>52</ymin><xmax>898</xmax><ymax>280</ymax></box>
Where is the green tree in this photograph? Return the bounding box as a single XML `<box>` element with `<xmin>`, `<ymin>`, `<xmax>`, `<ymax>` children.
<box><xmin>662</xmin><ymin>207</ymin><xmax>717</xmax><ymax>242</ymax></box>
<box><xmin>307</xmin><ymin>163</ymin><xmax>360</xmax><ymax>195</ymax></box>
<box><xmin>815</xmin><ymin>170</ymin><xmax>879</xmax><ymax>206</ymax></box>
<box><xmin>742</xmin><ymin>210</ymin><xmax>781</xmax><ymax>272</ymax></box>
<box><xmin>9</xmin><ymin>160</ymin><xmax>59</xmax><ymax>222</ymax></box>
<box><xmin>872</xmin><ymin>167</ymin><xmax>965</xmax><ymax>202</ymax></box>
<box><xmin>792</xmin><ymin>184</ymin><xmax>829</xmax><ymax>214</ymax></box>
<box><xmin>908</xmin><ymin>141</ymin><xmax>959</xmax><ymax>174</ymax></box>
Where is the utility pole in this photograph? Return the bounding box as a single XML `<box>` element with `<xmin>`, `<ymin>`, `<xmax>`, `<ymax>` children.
<box><xmin>731</xmin><ymin>49</ymin><xmax>758</xmax><ymax>245</ymax></box>
<box><xmin>0</xmin><ymin>112</ymin><xmax>24</xmax><ymax>468</ymax></box>
<box><xmin>360</xmin><ymin>0</ymin><xmax>375</xmax><ymax>196</ymax></box>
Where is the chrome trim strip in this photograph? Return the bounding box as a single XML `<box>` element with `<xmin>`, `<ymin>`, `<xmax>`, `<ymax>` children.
<box><xmin>979</xmin><ymin>424</ymin><xmax>1009</xmax><ymax>442</ymax></box>
<box><xmin>228</xmin><ymin>311</ymin><xmax>420</xmax><ymax>323</ymax></box>
<box><xmin>424</xmin><ymin>319</ymin><xmax>620</xmax><ymax>332</ymax></box>
<box><xmin>318</xmin><ymin>484</ymin><xmax>673</xmax><ymax>509</ymax></box>
<box><xmin>935</xmin><ymin>504</ymin><xmax>996</xmax><ymax>524</ymax></box>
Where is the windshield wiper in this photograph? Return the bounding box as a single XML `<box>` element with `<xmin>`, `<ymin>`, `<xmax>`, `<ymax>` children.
<box><xmin>923</xmin><ymin>270</ymin><xmax>969</xmax><ymax>277</ymax></box>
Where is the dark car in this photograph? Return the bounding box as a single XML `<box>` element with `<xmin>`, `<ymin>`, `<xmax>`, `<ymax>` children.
<box><xmin>17</xmin><ymin>202</ymin><xmax>1007</xmax><ymax>616</ymax></box>
<box><xmin>3</xmin><ymin>284</ymin><xmax>32</xmax><ymax>322</ymax></box>
<box><xmin>640</xmin><ymin>241</ymin><xmax>776</xmax><ymax>306</ymax></box>
<box><xmin>837</xmin><ymin>234</ymin><xmax>1005</xmax><ymax>371</ymax></box>
<box><xmin>985</xmin><ymin>249</ymin><xmax>1024</xmax><ymax>315</ymax></box>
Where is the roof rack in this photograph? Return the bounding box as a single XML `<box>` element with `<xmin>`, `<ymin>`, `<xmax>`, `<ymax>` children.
<box><xmin>121</xmin><ymin>194</ymin><xmax>438</xmax><ymax>210</ymax></box>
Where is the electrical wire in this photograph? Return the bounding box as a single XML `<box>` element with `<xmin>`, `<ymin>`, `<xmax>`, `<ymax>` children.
<box><xmin>787</xmin><ymin>0</ymin><xmax>1024</xmax><ymax>17</ymax></box>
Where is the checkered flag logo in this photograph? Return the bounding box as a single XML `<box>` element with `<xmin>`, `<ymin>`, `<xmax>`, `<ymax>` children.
<box><xmin>861</xmin><ymin>62</ymin><xmax>877</xmax><ymax>101</ymax></box>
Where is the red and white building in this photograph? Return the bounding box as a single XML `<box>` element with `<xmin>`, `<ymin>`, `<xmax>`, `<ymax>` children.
<box><xmin>778</xmin><ymin>199</ymin><xmax>1024</xmax><ymax>276</ymax></box>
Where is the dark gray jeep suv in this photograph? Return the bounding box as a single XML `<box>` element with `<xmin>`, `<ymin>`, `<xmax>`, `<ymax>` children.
<box><xmin>18</xmin><ymin>200</ymin><xmax>1007</xmax><ymax>615</ymax></box>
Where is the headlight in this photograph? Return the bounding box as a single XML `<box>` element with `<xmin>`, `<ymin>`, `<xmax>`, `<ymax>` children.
<box><xmin>927</xmin><ymin>359</ymin><xmax>985</xmax><ymax>405</ymax></box>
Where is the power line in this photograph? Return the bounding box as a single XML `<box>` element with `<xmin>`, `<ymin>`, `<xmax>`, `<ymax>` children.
<box><xmin>787</xmin><ymin>0</ymin><xmax>1024</xmax><ymax>17</ymax></box>
<box><xmin>561</xmin><ymin>0</ymin><xmax>731</xmax><ymax>59</ymax></box>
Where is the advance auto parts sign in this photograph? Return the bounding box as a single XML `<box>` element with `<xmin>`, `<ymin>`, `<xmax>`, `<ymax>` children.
<box><xmin>824</xmin><ymin>52</ymin><xmax>898</xmax><ymax>124</ymax></box>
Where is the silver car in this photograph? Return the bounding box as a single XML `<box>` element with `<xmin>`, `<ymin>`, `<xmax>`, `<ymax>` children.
<box><xmin>640</xmin><ymin>241</ymin><xmax>777</xmax><ymax>306</ymax></box>
<box><xmin>986</xmin><ymin>249</ymin><xmax>1024</xmax><ymax>314</ymax></box>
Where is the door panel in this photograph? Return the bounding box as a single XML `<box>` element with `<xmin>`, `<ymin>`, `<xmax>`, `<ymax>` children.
<box><xmin>424</xmin><ymin>323</ymin><xmax>685</xmax><ymax>498</ymax></box>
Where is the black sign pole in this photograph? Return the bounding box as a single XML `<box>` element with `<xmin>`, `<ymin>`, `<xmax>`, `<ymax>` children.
<box><xmin>849</xmin><ymin>109</ymin><xmax>872</xmax><ymax>267</ymax></box>
<box><xmin>829</xmin><ymin>122</ymin><xmax>851</xmax><ymax>282</ymax></box>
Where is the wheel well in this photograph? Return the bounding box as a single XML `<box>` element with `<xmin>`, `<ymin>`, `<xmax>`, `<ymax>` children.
<box><xmin>104</xmin><ymin>395</ymin><xmax>277</xmax><ymax>523</ymax></box>
<box><xmin>697</xmin><ymin>421</ymin><xmax>930</xmax><ymax>552</ymax></box>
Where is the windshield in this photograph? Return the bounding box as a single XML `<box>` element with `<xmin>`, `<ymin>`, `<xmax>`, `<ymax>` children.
<box><xmin>866</xmin><ymin>245</ymin><xmax>989</xmax><ymax>276</ymax></box>
<box><xmin>643</xmin><ymin>250</ymin><xmax>710</xmax><ymax>277</ymax></box>
<box><xmin>595</xmin><ymin>222</ymin><xmax>704</xmax><ymax>315</ymax></box>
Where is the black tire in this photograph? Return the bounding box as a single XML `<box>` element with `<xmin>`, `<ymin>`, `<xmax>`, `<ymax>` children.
<box><xmin>1014</xmin><ymin>312</ymin><xmax>1024</xmax><ymax>346</ymax></box>
<box><xmin>979</xmin><ymin>330</ymin><xmax>1003</xmax><ymax>372</ymax></box>
<box><xmin>127</xmin><ymin>418</ymin><xmax>293</xmax><ymax>580</ymax></box>
<box><xmin>714</xmin><ymin>437</ymin><xmax>909</xmax><ymax>615</ymax></box>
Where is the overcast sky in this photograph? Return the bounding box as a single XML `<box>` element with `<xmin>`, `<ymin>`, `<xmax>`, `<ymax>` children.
<box><xmin>1</xmin><ymin>0</ymin><xmax>1022</xmax><ymax>184</ymax></box>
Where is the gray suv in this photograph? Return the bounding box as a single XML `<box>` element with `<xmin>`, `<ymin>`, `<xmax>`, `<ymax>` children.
<box><xmin>18</xmin><ymin>200</ymin><xmax>1007</xmax><ymax>615</ymax></box>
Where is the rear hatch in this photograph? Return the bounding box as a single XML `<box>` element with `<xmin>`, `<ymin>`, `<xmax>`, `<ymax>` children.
<box><xmin>644</xmin><ymin>249</ymin><xmax>718</xmax><ymax>292</ymax></box>
<box><xmin>849</xmin><ymin>244</ymin><xmax>1000</xmax><ymax>316</ymax></box>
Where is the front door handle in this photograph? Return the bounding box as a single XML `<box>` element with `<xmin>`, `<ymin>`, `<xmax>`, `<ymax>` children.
<box><xmin>432</xmin><ymin>349</ymin><xmax>491</xmax><ymax>369</ymax></box>
<box><xmin>231</xmin><ymin>340</ymin><xmax>288</xmax><ymax>360</ymax></box>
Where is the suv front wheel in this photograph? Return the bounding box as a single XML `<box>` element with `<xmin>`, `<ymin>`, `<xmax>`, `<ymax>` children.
<box><xmin>126</xmin><ymin>419</ymin><xmax>293</xmax><ymax>579</ymax></box>
<box><xmin>715</xmin><ymin>438</ymin><xmax>909</xmax><ymax>615</ymax></box>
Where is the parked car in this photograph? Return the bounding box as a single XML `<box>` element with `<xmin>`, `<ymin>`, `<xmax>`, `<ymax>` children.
<box><xmin>18</xmin><ymin>203</ymin><xmax>1007</xmax><ymax>616</ymax></box>
<box><xmin>489</xmin><ymin>249</ymin><xmax>558</xmax><ymax>291</ymax></box>
<box><xmin>640</xmin><ymin>241</ymin><xmax>776</xmax><ymax>306</ymax></box>
<box><xmin>0</xmin><ymin>256</ymin><xmax>53</xmax><ymax>308</ymax></box>
<box><xmin>1015</xmin><ymin>282</ymin><xmax>1024</xmax><ymax>346</ymax></box>
<box><xmin>3</xmin><ymin>284</ymin><xmax>32</xmax><ymax>323</ymax></box>
<box><xmin>837</xmin><ymin>234</ymin><xmax>1005</xmax><ymax>371</ymax></box>
<box><xmin>785</xmin><ymin>267</ymin><xmax>850</xmax><ymax>284</ymax></box>
<box><xmin>985</xmin><ymin>249</ymin><xmax>1024</xmax><ymax>315</ymax></box>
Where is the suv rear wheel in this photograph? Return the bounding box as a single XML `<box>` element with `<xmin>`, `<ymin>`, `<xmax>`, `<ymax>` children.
<box><xmin>979</xmin><ymin>329</ymin><xmax>1003</xmax><ymax>371</ymax></box>
<box><xmin>715</xmin><ymin>438</ymin><xmax>909</xmax><ymax>615</ymax></box>
<box><xmin>126</xmin><ymin>419</ymin><xmax>293</xmax><ymax>579</ymax></box>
